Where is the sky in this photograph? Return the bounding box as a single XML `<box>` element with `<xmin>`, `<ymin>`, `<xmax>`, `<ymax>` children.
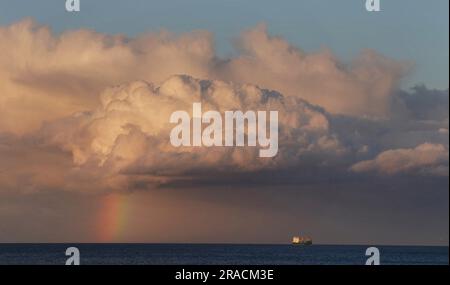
<box><xmin>0</xmin><ymin>0</ymin><xmax>448</xmax><ymax>245</ymax></box>
<box><xmin>0</xmin><ymin>0</ymin><xmax>448</xmax><ymax>89</ymax></box>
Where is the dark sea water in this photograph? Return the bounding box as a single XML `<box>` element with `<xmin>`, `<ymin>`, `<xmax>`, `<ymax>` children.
<box><xmin>0</xmin><ymin>244</ymin><xmax>448</xmax><ymax>265</ymax></box>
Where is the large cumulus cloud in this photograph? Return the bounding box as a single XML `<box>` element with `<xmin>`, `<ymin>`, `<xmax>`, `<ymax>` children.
<box><xmin>219</xmin><ymin>24</ymin><xmax>410</xmax><ymax>117</ymax></box>
<box><xmin>0</xmin><ymin>19</ymin><xmax>215</xmax><ymax>134</ymax></box>
<box><xmin>35</xmin><ymin>75</ymin><xmax>345</xmax><ymax>192</ymax></box>
<box><xmin>0</xmin><ymin>19</ymin><xmax>448</xmax><ymax>195</ymax></box>
<box><xmin>0</xmin><ymin>20</ymin><xmax>409</xmax><ymax>135</ymax></box>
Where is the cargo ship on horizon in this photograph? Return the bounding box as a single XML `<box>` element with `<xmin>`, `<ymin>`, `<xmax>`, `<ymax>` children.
<box><xmin>292</xmin><ymin>236</ymin><xmax>312</xmax><ymax>245</ymax></box>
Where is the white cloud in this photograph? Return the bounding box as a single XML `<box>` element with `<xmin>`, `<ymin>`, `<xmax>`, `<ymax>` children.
<box><xmin>218</xmin><ymin>24</ymin><xmax>410</xmax><ymax>117</ymax></box>
<box><xmin>0</xmin><ymin>20</ymin><xmax>410</xmax><ymax>136</ymax></box>
<box><xmin>350</xmin><ymin>143</ymin><xmax>449</xmax><ymax>176</ymax></box>
<box><xmin>35</xmin><ymin>75</ymin><xmax>344</xmax><ymax>191</ymax></box>
<box><xmin>0</xmin><ymin>19</ymin><xmax>447</xmax><ymax>194</ymax></box>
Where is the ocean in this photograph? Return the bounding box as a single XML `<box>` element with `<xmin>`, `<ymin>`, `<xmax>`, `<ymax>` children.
<box><xmin>0</xmin><ymin>244</ymin><xmax>448</xmax><ymax>265</ymax></box>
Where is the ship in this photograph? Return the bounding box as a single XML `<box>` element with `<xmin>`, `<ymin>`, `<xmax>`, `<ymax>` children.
<box><xmin>292</xmin><ymin>236</ymin><xmax>312</xmax><ymax>245</ymax></box>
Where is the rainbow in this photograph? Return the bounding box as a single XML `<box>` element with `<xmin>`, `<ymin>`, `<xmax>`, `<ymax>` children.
<box><xmin>95</xmin><ymin>194</ymin><xmax>130</xmax><ymax>242</ymax></box>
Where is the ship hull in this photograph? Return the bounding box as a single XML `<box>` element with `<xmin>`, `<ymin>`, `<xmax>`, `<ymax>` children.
<box><xmin>292</xmin><ymin>241</ymin><xmax>312</xmax><ymax>246</ymax></box>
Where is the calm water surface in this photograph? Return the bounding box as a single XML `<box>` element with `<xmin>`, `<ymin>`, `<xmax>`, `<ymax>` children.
<box><xmin>0</xmin><ymin>244</ymin><xmax>448</xmax><ymax>265</ymax></box>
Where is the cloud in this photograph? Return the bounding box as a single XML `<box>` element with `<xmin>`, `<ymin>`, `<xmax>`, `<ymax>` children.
<box><xmin>218</xmin><ymin>24</ymin><xmax>410</xmax><ymax>117</ymax></box>
<box><xmin>0</xmin><ymin>18</ymin><xmax>448</xmax><ymax>244</ymax></box>
<box><xmin>0</xmin><ymin>19</ymin><xmax>215</xmax><ymax>134</ymax></box>
<box><xmin>392</xmin><ymin>85</ymin><xmax>449</xmax><ymax>121</ymax></box>
<box><xmin>33</xmin><ymin>75</ymin><xmax>346</xmax><ymax>192</ymax></box>
<box><xmin>0</xmin><ymin>19</ymin><xmax>447</xmax><ymax>195</ymax></box>
<box><xmin>350</xmin><ymin>143</ymin><xmax>449</xmax><ymax>176</ymax></box>
<box><xmin>0</xmin><ymin>20</ymin><xmax>411</xmax><ymax>136</ymax></box>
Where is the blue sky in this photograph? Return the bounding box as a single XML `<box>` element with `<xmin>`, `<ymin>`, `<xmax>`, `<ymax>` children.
<box><xmin>0</xmin><ymin>0</ymin><xmax>448</xmax><ymax>89</ymax></box>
